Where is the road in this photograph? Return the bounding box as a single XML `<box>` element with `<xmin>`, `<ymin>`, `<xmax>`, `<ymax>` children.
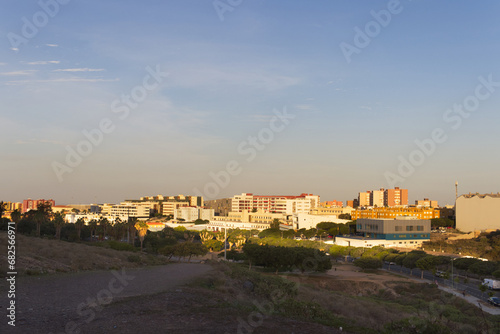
<box><xmin>382</xmin><ymin>263</ymin><xmax>500</xmax><ymax>314</ymax></box>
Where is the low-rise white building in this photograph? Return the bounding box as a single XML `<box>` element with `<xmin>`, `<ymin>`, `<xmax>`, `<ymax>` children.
<box><xmin>335</xmin><ymin>217</ymin><xmax>431</xmax><ymax>248</ymax></box>
<box><xmin>293</xmin><ymin>213</ymin><xmax>350</xmax><ymax>230</ymax></box>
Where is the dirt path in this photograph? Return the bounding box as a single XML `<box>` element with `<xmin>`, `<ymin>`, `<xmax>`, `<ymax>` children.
<box><xmin>0</xmin><ymin>263</ymin><xmax>212</xmax><ymax>334</ymax></box>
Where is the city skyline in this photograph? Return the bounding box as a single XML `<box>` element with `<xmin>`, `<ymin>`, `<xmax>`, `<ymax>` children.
<box><xmin>1</xmin><ymin>1</ymin><xmax>499</xmax><ymax>206</ymax></box>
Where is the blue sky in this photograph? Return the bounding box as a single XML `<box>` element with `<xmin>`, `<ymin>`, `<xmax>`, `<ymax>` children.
<box><xmin>1</xmin><ymin>0</ymin><xmax>499</xmax><ymax>205</ymax></box>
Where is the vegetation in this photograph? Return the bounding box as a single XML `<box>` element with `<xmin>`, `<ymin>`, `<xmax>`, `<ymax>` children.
<box><xmin>431</xmin><ymin>217</ymin><xmax>455</xmax><ymax>229</ymax></box>
<box><xmin>423</xmin><ymin>230</ymin><xmax>500</xmax><ymax>261</ymax></box>
<box><xmin>242</xmin><ymin>243</ymin><xmax>331</xmax><ymax>273</ymax></box>
<box><xmin>191</xmin><ymin>262</ymin><xmax>500</xmax><ymax>333</ymax></box>
<box><xmin>353</xmin><ymin>257</ymin><xmax>382</xmax><ymax>270</ymax></box>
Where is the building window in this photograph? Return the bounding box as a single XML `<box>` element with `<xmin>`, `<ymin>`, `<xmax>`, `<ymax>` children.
<box><xmin>406</xmin><ymin>226</ymin><xmax>414</xmax><ymax>231</ymax></box>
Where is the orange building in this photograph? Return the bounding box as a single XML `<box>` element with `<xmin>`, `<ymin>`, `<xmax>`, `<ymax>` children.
<box><xmin>352</xmin><ymin>206</ymin><xmax>440</xmax><ymax>220</ymax></box>
<box><xmin>384</xmin><ymin>187</ymin><xmax>408</xmax><ymax>207</ymax></box>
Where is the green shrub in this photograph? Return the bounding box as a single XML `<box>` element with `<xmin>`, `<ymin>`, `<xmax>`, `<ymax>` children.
<box><xmin>127</xmin><ymin>255</ymin><xmax>141</xmax><ymax>263</ymax></box>
<box><xmin>108</xmin><ymin>240</ymin><xmax>137</xmax><ymax>252</ymax></box>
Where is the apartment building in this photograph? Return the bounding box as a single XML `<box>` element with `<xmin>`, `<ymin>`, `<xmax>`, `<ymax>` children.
<box><xmin>109</xmin><ymin>203</ymin><xmax>151</xmax><ymax>218</ymax></box>
<box><xmin>371</xmin><ymin>189</ymin><xmax>384</xmax><ymax>207</ymax></box>
<box><xmin>174</xmin><ymin>207</ymin><xmax>214</xmax><ymax>222</ymax></box>
<box><xmin>162</xmin><ymin>201</ymin><xmax>190</xmax><ymax>216</ymax></box>
<box><xmin>384</xmin><ymin>187</ymin><xmax>408</xmax><ymax>207</ymax></box>
<box><xmin>415</xmin><ymin>198</ymin><xmax>438</xmax><ymax>208</ymax></box>
<box><xmin>231</xmin><ymin>193</ymin><xmax>320</xmax><ymax>214</ymax></box>
<box><xmin>358</xmin><ymin>192</ymin><xmax>371</xmax><ymax>207</ymax></box>
<box><xmin>22</xmin><ymin>199</ymin><xmax>55</xmax><ymax>213</ymax></box>
<box><xmin>204</xmin><ymin>198</ymin><xmax>232</xmax><ymax>216</ymax></box>
<box><xmin>321</xmin><ymin>200</ymin><xmax>343</xmax><ymax>207</ymax></box>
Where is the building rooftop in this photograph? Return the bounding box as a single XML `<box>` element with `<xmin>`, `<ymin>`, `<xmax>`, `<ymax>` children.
<box><xmin>460</xmin><ymin>193</ymin><xmax>500</xmax><ymax>199</ymax></box>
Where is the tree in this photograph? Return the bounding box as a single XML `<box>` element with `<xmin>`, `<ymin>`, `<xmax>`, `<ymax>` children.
<box><xmin>89</xmin><ymin>219</ymin><xmax>97</xmax><ymax>240</ymax></box>
<box><xmin>416</xmin><ymin>255</ymin><xmax>437</xmax><ymax>279</ymax></box>
<box><xmin>10</xmin><ymin>209</ymin><xmax>21</xmax><ymax>231</ymax></box>
<box><xmin>135</xmin><ymin>221</ymin><xmax>149</xmax><ymax>251</ymax></box>
<box><xmin>184</xmin><ymin>243</ymin><xmax>208</xmax><ymax>262</ymax></box>
<box><xmin>75</xmin><ymin>218</ymin><xmax>85</xmax><ymax>241</ymax></box>
<box><xmin>203</xmin><ymin>239</ymin><xmax>223</xmax><ymax>251</ymax></box>
<box><xmin>479</xmin><ymin>283</ymin><xmax>487</xmax><ymax>296</ymax></box>
<box><xmin>34</xmin><ymin>201</ymin><xmax>53</xmax><ymax>237</ymax></box>
<box><xmin>402</xmin><ymin>251</ymin><xmax>427</xmax><ymax>276</ymax></box>
<box><xmin>270</xmin><ymin>218</ymin><xmax>281</xmax><ymax>229</ymax></box>
<box><xmin>53</xmin><ymin>212</ymin><xmax>66</xmax><ymax>240</ymax></box>
<box><xmin>354</xmin><ymin>257</ymin><xmax>382</xmax><ymax>270</ymax></box>
<box><xmin>0</xmin><ymin>201</ymin><xmax>6</xmax><ymax>218</ymax></box>
<box><xmin>127</xmin><ymin>217</ymin><xmax>138</xmax><ymax>245</ymax></box>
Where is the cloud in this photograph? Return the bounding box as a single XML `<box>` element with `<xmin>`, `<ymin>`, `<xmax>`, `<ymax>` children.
<box><xmin>0</xmin><ymin>70</ymin><xmax>37</xmax><ymax>76</ymax></box>
<box><xmin>5</xmin><ymin>77</ymin><xmax>119</xmax><ymax>85</ymax></box>
<box><xmin>46</xmin><ymin>44</ymin><xmax>59</xmax><ymax>47</ymax></box>
<box><xmin>53</xmin><ymin>68</ymin><xmax>105</xmax><ymax>72</ymax></box>
<box><xmin>359</xmin><ymin>105</ymin><xmax>372</xmax><ymax>111</ymax></box>
<box><xmin>26</xmin><ymin>61</ymin><xmax>61</xmax><ymax>65</ymax></box>
<box><xmin>10</xmin><ymin>48</ymin><xmax>19</xmax><ymax>52</ymax></box>
<box><xmin>295</xmin><ymin>104</ymin><xmax>313</xmax><ymax>111</ymax></box>
<box><xmin>170</xmin><ymin>65</ymin><xmax>300</xmax><ymax>91</ymax></box>
<box><xmin>0</xmin><ymin>63</ymin><xmax>6</xmax><ymax>66</ymax></box>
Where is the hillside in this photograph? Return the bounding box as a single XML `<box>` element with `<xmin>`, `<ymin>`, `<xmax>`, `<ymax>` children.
<box><xmin>0</xmin><ymin>231</ymin><xmax>168</xmax><ymax>276</ymax></box>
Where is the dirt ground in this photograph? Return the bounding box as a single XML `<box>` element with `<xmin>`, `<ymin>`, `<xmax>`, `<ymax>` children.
<box><xmin>0</xmin><ymin>262</ymin><xmax>343</xmax><ymax>334</ymax></box>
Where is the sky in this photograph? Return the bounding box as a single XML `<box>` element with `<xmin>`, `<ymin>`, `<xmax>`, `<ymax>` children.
<box><xmin>1</xmin><ymin>0</ymin><xmax>499</xmax><ymax>206</ymax></box>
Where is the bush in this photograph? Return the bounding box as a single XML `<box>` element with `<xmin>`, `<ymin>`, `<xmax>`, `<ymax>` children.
<box><xmin>108</xmin><ymin>240</ymin><xmax>137</xmax><ymax>252</ymax></box>
<box><xmin>127</xmin><ymin>255</ymin><xmax>141</xmax><ymax>263</ymax></box>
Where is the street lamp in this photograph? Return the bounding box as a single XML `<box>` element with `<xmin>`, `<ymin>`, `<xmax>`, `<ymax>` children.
<box><xmin>451</xmin><ymin>257</ymin><xmax>457</xmax><ymax>289</ymax></box>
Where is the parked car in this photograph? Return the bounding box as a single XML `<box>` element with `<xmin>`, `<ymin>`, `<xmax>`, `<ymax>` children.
<box><xmin>436</xmin><ymin>271</ymin><xmax>446</xmax><ymax>278</ymax></box>
<box><xmin>488</xmin><ymin>297</ymin><xmax>500</xmax><ymax>307</ymax></box>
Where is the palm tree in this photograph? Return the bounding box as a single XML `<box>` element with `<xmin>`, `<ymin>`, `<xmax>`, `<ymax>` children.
<box><xmin>53</xmin><ymin>212</ymin><xmax>65</xmax><ymax>240</ymax></box>
<box><xmin>89</xmin><ymin>219</ymin><xmax>98</xmax><ymax>241</ymax></box>
<box><xmin>134</xmin><ymin>221</ymin><xmax>149</xmax><ymax>251</ymax></box>
<box><xmin>75</xmin><ymin>218</ymin><xmax>85</xmax><ymax>241</ymax></box>
<box><xmin>112</xmin><ymin>218</ymin><xmax>126</xmax><ymax>241</ymax></box>
<box><xmin>34</xmin><ymin>201</ymin><xmax>53</xmax><ymax>237</ymax></box>
<box><xmin>127</xmin><ymin>217</ymin><xmax>138</xmax><ymax>245</ymax></box>
<box><xmin>98</xmin><ymin>217</ymin><xmax>110</xmax><ymax>241</ymax></box>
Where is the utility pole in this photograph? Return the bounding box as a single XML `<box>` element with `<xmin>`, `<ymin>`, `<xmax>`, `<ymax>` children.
<box><xmin>455</xmin><ymin>181</ymin><xmax>458</xmax><ymax>199</ymax></box>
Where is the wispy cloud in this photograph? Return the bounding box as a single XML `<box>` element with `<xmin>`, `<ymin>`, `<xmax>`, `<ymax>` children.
<box><xmin>171</xmin><ymin>65</ymin><xmax>299</xmax><ymax>91</ymax></box>
<box><xmin>53</xmin><ymin>68</ymin><xmax>105</xmax><ymax>72</ymax></box>
<box><xmin>0</xmin><ymin>63</ymin><xmax>6</xmax><ymax>66</ymax></box>
<box><xmin>26</xmin><ymin>60</ymin><xmax>61</xmax><ymax>65</ymax></box>
<box><xmin>0</xmin><ymin>70</ymin><xmax>37</xmax><ymax>76</ymax></box>
<box><xmin>46</xmin><ymin>44</ymin><xmax>59</xmax><ymax>47</ymax></box>
<box><xmin>247</xmin><ymin>114</ymin><xmax>274</xmax><ymax>123</ymax></box>
<box><xmin>295</xmin><ymin>104</ymin><xmax>313</xmax><ymax>111</ymax></box>
<box><xmin>359</xmin><ymin>105</ymin><xmax>372</xmax><ymax>111</ymax></box>
<box><xmin>5</xmin><ymin>77</ymin><xmax>119</xmax><ymax>85</ymax></box>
